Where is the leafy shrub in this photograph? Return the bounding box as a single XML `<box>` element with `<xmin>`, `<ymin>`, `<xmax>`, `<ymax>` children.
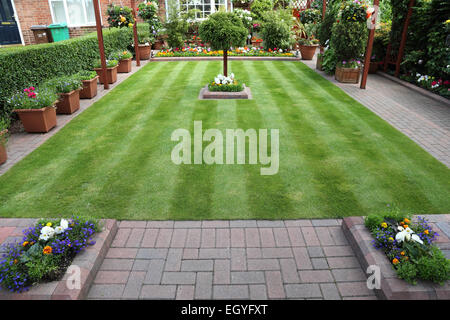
<box><xmin>164</xmin><ymin>0</ymin><xmax>189</xmax><ymax>49</ymax></box>
<box><xmin>372</xmin><ymin>21</ymin><xmax>391</xmax><ymax>62</ymax></box>
<box><xmin>43</xmin><ymin>76</ymin><xmax>82</xmax><ymax>94</ymax></box>
<box><xmin>330</xmin><ymin>20</ymin><xmax>368</xmax><ymax>61</ymax></box>
<box><xmin>93</xmin><ymin>59</ymin><xmax>119</xmax><ymax>68</ymax></box>
<box><xmin>317</xmin><ymin>0</ymin><xmax>340</xmax><ymax>47</ymax></box>
<box><xmin>75</xmin><ymin>70</ymin><xmax>98</xmax><ymax>81</ymax></box>
<box><xmin>340</xmin><ymin>0</ymin><xmax>369</xmax><ymax>23</ymax></box>
<box><xmin>261</xmin><ymin>10</ymin><xmax>293</xmax><ymax>50</ymax></box>
<box><xmin>109</xmin><ymin>49</ymin><xmax>133</xmax><ymax>61</ymax></box>
<box><xmin>396</xmin><ymin>261</ymin><xmax>418</xmax><ymax>284</ymax></box>
<box><xmin>321</xmin><ymin>47</ymin><xmax>338</xmax><ymax>74</ymax></box>
<box><xmin>7</xmin><ymin>87</ymin><xmax>58</xmax><ymax>110</ymax></box>
<box><xmin>0</xmin><ymin>217</ymin><xmax>100</xmax><ymax>292</ymax></box>
<box><xmin>416</xmin><ymin>246</ymin><xmax>450</xmax><ymax>285</ymax></box>
<box><xmin>250</xmin><ymin>0</ymin><xmax>274</xmax><ymax>21</ymax></box>
<box><xmin>233</xmin><ymin>8</ymin><xmax>254</xmax><ymax>29</ymax></box>
<box><xmin>299</xmin><ymin>9</ymin><xmax>322</xmax><ymax>24</ymax></box>
<box><xmin>106</xmin><ymin>3</ymin><xmax>135</xmax><ymax>28</ymax></box>
<box><xmin>137</xmin><ymin>1</ymin><xmax>162</xmax><ymax>42</ymax></box>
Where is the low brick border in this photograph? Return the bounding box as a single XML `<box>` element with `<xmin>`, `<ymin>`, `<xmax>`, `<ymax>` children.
<box><xmin>0</xmin><ymin>219</ymin><xmax>117</xmax><ymax>300</ymax></box>
<box><xmin>152</xmin><ymin>56</ymin><xmax>300</xmax><ymax>62</ymax></box>
<box><xmin>377</xmin><ymin>72</ymin><xmax>450</xmax><ymax>107</ymax></box>
<box><xmin>199</xmin><ymin>85</ymin><xmax>252</xmax><ymax>100</ymax></box>
<box><xmin>342</xmin><ymin>216</ymin><xmax>450</xmax><ymax>300</ymax></box>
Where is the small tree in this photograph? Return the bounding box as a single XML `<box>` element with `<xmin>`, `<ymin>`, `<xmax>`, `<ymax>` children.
<box><xmin>199</xmin><ymin>12</ymin><xmax>248</xmax><ymax>76</ymax></box>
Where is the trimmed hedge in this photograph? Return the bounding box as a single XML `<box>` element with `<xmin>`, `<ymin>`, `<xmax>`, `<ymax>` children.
<box><xmin>0</xmin><ymin>24</ymin><xmax>148</xmax><ymax>122</ymax></box>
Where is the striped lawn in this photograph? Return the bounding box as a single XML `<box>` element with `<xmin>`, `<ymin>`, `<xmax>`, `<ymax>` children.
<box><xmin>0</xmin><ymin>61</ymin><xmax>449</xmax><ymax>220</ymax></box>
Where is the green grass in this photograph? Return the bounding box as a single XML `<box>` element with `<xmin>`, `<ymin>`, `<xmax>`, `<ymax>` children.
<box><xmin>0</xmin><ymin>61</ymin><xmax>449</xmax><ymax>220</ymax></box>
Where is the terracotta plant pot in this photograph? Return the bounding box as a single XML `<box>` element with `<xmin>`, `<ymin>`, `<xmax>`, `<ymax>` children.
<box><xmin>251</xmin><ymin>41</ymin><xmax>262</xmax><ymax>47</ymax></box>
<box><xmin>15</xmin><ymin>106</ymin><xmax>57</xmax><ymax>133</ymax></box>
<box><xmin>138</xmin><ymin>44</ymin><xmax>151</xmax><ymax>60</ymax></box>
<box><xmin>80</xmin><ymin>76</ymin><xmax>99</xmax><ymax>99</ymax></box>
<box><xmin>152</xmin><ymin>41</ymin><xmax>164</xmax><ymax>50</ymax></box>
<box><xmin>299</xmin><ymin>44</ymin><xmax>318</xmax><ymax>60</ymax></box>
<box><xmin>369</xmin><ymin>61</ymin><xmax>379</xmax><ymax>74</ymax></box>
<box><xmin>117</xmin><ymin>58</ymin><xmax>132</xmax><ymax>73</ymax></box>
<box><xmin>335</xmin><ymin>66</ymin><xmax>361</xmax><ymax>83</ymax></box>
<box><xmin>56</xmin><ymin>89</ymin><xmax>81</xmax><ymax>114</ymax></box>
<box><xmin>94</xmin><ymin>66</ymin><xmax>118</xmax><ymax>84</ymax></box>
<box><xmin>0</xmin><ymin>133</ymin><xmax>6</xmax><ymax>166</ymax></box>
<box><xmin>316</xmin><ymin>55</ymin><xmax>323</xmax><ymax>71</ymax></box>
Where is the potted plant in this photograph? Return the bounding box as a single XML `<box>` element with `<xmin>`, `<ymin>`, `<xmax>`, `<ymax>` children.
<box><xmin>137</xmin><ymin>1</ymin><xmax>162</xmax><ymax>52</ymax></box>
<box><xmin>251</xmin><ymin>36</ymin><xmax>263</xmax><ymax>47</ymax></box>
<box><xmin>335</xmin><ymin>59</ymin><xmax>362</xmax><ymax>83</ymax></box>
<box><xmin>8</xmin><ymin>86</ymin><xmax>58</xmax><ymax>133</ymax></box>
<box><xmin>44</xmin><ymin>76</ymin><xmax>83</xmax><ymax>114</ymax></box>
<box><xmin>294</xmin><ymin>21</ymin><xmax>319</xmax><ymax>60</ymax></box>
<box><xmin>111</xmin><ymin>50</ymin><xmax>133</xmax><ymax>73</ymax></box>
<box><xmin>137</xmin><ymin>35</ymin><xmax>152</xmax><ymax>60</ymax></box>
<box><xmin>106</xmin><ymin>3</ymin><xmax>135</xmax><ymax>28</ymax></box>
<box><xmin>0</xmin><ymin>119</ymin><xmax>8</xmax><ymax>165</ymax></box>
<box><xmin>77</xmin><ymin>70</ymin><xmax>99</xmax><ymax>99</ymax></box>
<box><xmin>93</xmin><ymin>59</ymin><xmax>119</xmax><ymax>84</ymax></box>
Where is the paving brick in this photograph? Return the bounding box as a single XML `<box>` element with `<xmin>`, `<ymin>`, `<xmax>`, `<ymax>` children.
<box><xmin>284</xmin><ymin>220</ymin><xmax>312</xmax><ymax>227</ymax></box>
<box><xmin>301</xmin><ymin>227</ymin><xmax>320</xmax><ymax>246</ymax></box>
<box><xmin>140</xmin><ymin>285</ymin><xmax>176</xmax><ymax>299</ymax></box>
<box><xmin>199</xmin><ymin>248</ymin><xmax>230</xmax><ymax>259</ymax></box>
<box><xmin>307</xmin><ymin>246</ymin><xmax>324</xmax><ymax>258</ymax></box>
<box><xmin>259</xmin><ymin>228</ymin><xmax>276</xmax><ymax>247</ymax></box>
<box><xmin>144</xmin><ymin>260</ymin><xmax>165</xmax><ymax>284</ymax></box>
<box><xmin>155</xmin><ymin>229</ymin><xmax>173</xmax><ymax>248</ymax></box>
<box><xmin>285</xmin><ymin>284</ymin><xmax>322</xmax><ymax>299</ymax></box>
<box><xmin>136</xmin><ymin>248</ymin><xmax>168</xmax><ymax>259</ymax></box>
<box><xmin>111</xmin><ymin>228</ymin><xmax>131</xmax><ymax>247</ymax></box>
<box><xmin>245</xmin><ymin>228</ymin><xmax>261</xmax><ymax>247</ymax></box>
<box><xmin>320</xmin><ymin>283</ymin><xmax>341</xmax><ymax>300</ymax></box>
<box><xmin>202</xmin><ymin>220</ymin><xmax>229</xmax><ymax>228</ymax></box>
<box><xmin>327</xmin><ymin>256</ymin><xmax>361</xmax><ymax>269</ymax></box>
<box><xmin>231</xmin><ymin>228</ymin><xmax>245</xmax><ymax>247</ymax></box>
<box><xmin>185</xmin><ymin>229</ymin><xmax>201</xmax><ymax>248</ymax></box>
<box><xmin>106</xmin><ymin>248</ymin><xmax>138</xmax><ymax>259</ymax></box>
<box><xmin>311</xmin><ymin>219</ymin><xmax>340</xmax><ymax>227</ymax></box>
<box><xmin>257</xmin><ymin>221</ymin><xmax>285</xmax><ymax>228</ymax></box>
<box><xmin>100</xmin><ymin>258</ymin><xmax>134</xmax><ymax>271</ymax></box>
<box><xmin>176</xmin><ymin>285</ymin><xmax>195</xmax><ymax>300</ymax></box>
<box><xmin>170</xmin><ymin>229</ymin><xmax>187</xmax><ymax>248</ymax></box>
<box><xmin>311</xmin><ymin>258</ymin><xmax>329</xmax><ymax>270</ymax></box>
<box><xmin>132</xmin><ymin>259</ymin><xmax>150</xmax><ymax>271</ymax></box>
<box><xmin>265</xmin><ymin>271</ymin><xmax>285</xmax><ymax>299</ymax></box>
<box><xmin>161</xmin><ymin>272</ymin><xmax>197</xmax><ymax>285</ymax></box>
<box><xmin>120</xmin><ymin>221</ymin><xmax>147</xmax><ymax>228</ymax></box>
<box><xmin>280</xmin><ymin>259</ymin><xmax>300</xmax><ymax>283</ymax></box>
<box><xmin>247</xmin><ymin>259</ymin><xmax>279</xmax><ymax>271</ymax></box>
<box><xmin>141</xmin><ymin>229</ymin><xmax>159</xmax><ymax>248</ymax></box>
<box><xmin>231</xmin><ymin>271</ymin><xmax>265</xmax><ymax>284</ymax></box>
<box><xmin>315</xmin><ymin>227</ymin><xmax>335</xmax><ymax>246</ymax></box>
<box><xmin>94</xmin><ymin>271</ymin><xmax>130</xmax><ymax>284</ymax></box>
<box><xmin>181</xmin><ymin>260</ymin><xmax>214</xmax><ymax>272</ymax></box>
<box><xmin>229</xmin><ymin>220</ymin><xmax>257</xmax><ymax>228</ymax></box>
<box><xmin>214</xmin><ymin>260</ymin><xmax>230</xmax><ymax>284</ymax></box>
<box><xmin>146</xmin><ymin>221</ymin><xmax>174</xmax><ymax>228</ymax></box>
<box><xmin>88</xmin><ymin>284</ymin><xmax>125</xmax><ymax>299</ymax></box>
<box><xmin>250</xmin><ymin>284</ymin><xmax>268</xmax><ymax>300</ymax></box>
<box><xmin>299</xmin><ymin>270</ymin><xmax>333</xmax><ymax>283</ymax></box>
<box><xmin>337</xmin><ymin>282</ymin><xmax>375</xmax><ymax>297</ymax></box>
<box><xmin>292</xmin><ymin>247</ymin><xmax>313</xmax><ymax>270</ymax></box>
<box><xmin>273</xmin><ymin>228</ymin><xmax>290</xmax><ymax>247</ymax></box>
<box><xmin>287</xmin><ymin>227</ymin><xmax>305</xmax><ymax>246</ymax></box>
<box><xmin>262</xmin><ymin>247</ymin><xmax>293</xmax><ymax>258</ymax></box>
<box><xmin>122</xmin><ymin>271</ymin><xmax>146</xmax><ymax>299</ymax></box>
<box><xmin>183</xmin><ymin>248</ymin><xmax>199</xmax><ymax>260</ymax></box>
<box><xmin>213</xmin><ymin>285</ymin><xmax>249</xmax><ymax>299</ymax></box>
<box><xmin>332</xmin><ymin>268</ymin><xmax>367</xmax><ymax>282</ymax></box>
<box><xmin>231</xmin><ymin>248</ymin><xmax>247</xmax><ymax>271</ymax></box>
<box><xmin>247</xmin><ymin>247</ymin><xmax>262</xmax><ymax>259</ymax></box>
<box><xmin>323</xmin><ymin>246</ymin><xmax>354</xmax><ymax>257</ymax></box>
<box><xmin>328</xmin><ymin>227</ymin><xmax>349</xmax><ymax>245</ymax></box>
<box><xmin>195</xmin><ymin>272</ymin><xmax>213</xmax><ymax>299</ymax></box>
<box><xmin>126</xmin><ymin>228</ymin><xmax>145</xmax><ymax>247</ymax></box>
<box><xmin>174</xmin><ymin>221</ymin><xmax>201</xmax><ymax>228</ymax></box>
<box><xmin>165</xmin><ymin>248</ymin><xmax>183</xmax><ymax>271</ymax></box>
<box><xmin>216</xmin><ymin>228</ymin><xmax>230</xmax><ymax>248</ymax></box>
<box><xmin>201</xmin><ymin>228</ymin><xmax>215</xmax><ymax>248</ymax></box>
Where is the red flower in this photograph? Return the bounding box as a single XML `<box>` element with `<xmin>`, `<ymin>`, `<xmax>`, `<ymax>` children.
<box><xmin>431</xmin><ymin>81</ymin><xmax>437</xmax><ymax>86</ymax></box>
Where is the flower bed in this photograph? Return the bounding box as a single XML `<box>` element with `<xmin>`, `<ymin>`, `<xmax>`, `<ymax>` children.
<box><xmin>208</xmin><ymin>73</ymin><xmax>244</xmax><ymax>92</ymax></box>
<box><xmin>0</xmin><ymin>216</ymin><xmax>99</xmax><ymax>293</ymax></box>
<box><xmin>156</xmin><ymin>46</ymin><xmax>295</xmax><ymax>58</ymax></box>
<box><xmin>399</xmin><ymin>73</ymin><xmax>450</xmax><ymax>100</ymax></box>
<box><xmin>365</xmin><ymin>211</ymin><xmax>450</xmax><ymax>285</ymax></box>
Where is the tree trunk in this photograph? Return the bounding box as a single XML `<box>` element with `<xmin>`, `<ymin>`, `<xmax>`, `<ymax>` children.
<box><xmin>223</xmin><ymin>49</ymin><xmax>228</xmax><ymax>76</ymax></box>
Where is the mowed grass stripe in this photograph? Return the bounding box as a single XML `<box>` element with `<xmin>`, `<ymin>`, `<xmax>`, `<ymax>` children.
<box><xmin>284</xmin><ymin>62</ymin><xmax>449</xmax><ymax>212</ymax></box>
<box><xmin>269</xmin><ymin>62</ymin><xmax>437</xmax><ymax>213</ymax></box>
<box><xmin>255</xmin><ymin>62</ymin><xmax>366</xmax><ymax>216</ymax></box>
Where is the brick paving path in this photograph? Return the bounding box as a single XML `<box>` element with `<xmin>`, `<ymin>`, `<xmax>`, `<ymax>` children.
<box><xmin>301</xmin><ymin>55</ymin><xmax>450</xmax><ymax>168</ymax></box>
<box><xmin>0</xmin><ymin>60</ymin><xmax>150</xmax><ymax>176</ymax></box>
<box><xmin>86</xmin><ymin>219</ymin><xmax>377</xmax><ymax>300</ymax></box>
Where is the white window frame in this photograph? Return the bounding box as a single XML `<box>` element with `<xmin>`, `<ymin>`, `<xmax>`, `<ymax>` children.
<box><xmin>165</xmin><ymin>0</ymin><xmax>230</xmax><ymax>21</ymax></box>
<box><xmin>48</xmin><ymin>0</ymin><xmax>101</xmax><ymax>27</ymax></box>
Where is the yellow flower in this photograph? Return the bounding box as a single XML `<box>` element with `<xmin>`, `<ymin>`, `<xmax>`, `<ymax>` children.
<box><xmin>13</xmin><ymin>259</ymin><xmax>18</xmax><ymax>264</ymax></box>
<box><xmin>381</xmin><ymin>222</ymin><xmax>387</xmax><ymax>228</ymax></box>
<box><xmin>43</xmin><ymin>246</ymin><xmax>53</xmax><ymax>255</ymax></box>
<box><xmin>388</xmin><ymin>237</ymin><xmax>394</xmax><ymax>242</ymax></box>
<box><xmin>392</xmin><ymin>258</ymin><xmax>399</xmax><ymax>265</ymax></box>
<box><xmin>46</xmin><ymin>222</ymin><xmax>52</xmax><ymax>227</ymax></box>
<box><xmin>22</xmin><ymin>241</ymin><xmax>29</xmax><ymax>247</ymax></box>
<box><xmin>424</xmin><ymin>229</ymin><xmax>429</xmax><ymax>235</ymax></box>
<box><xmin>403</xmin><ymin>218</ymin><xmax>410</xmax><ymax>224</ymax></box>
<box><xmin>446</xmin><ymin>19</ymin><xmax>450</xmax><ymax>24</ymax></box>
<box><xmin>128</xmin><ymin>23</ymin><xmax>133</xmax><ymax>28</ymax></box>
<box><xmin>400</xmin><ymin>251</ymin><xmax>405</xmax><ymax>256</ymax></box>
<box><xmin>120</xmin><ymin>15</ymin><xmax>126</xmax><ymax>23</ymax></box>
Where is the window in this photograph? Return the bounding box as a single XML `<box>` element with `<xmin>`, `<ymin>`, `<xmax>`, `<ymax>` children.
<box><xmin>49</xmin><ymin>0</ymin><xmax>99</xmax><ymax>26</ymax></box>
<box><xmin>177</xmin><ymin>0</ymin><xmax>228</xmax><ymax>20</ymax></box>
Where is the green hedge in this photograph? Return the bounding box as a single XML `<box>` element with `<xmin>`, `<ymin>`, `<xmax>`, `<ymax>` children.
<box><xmin>0</xmin><ymin>24</ymin><xmax>148</xmax><ymax>122</ymax></box>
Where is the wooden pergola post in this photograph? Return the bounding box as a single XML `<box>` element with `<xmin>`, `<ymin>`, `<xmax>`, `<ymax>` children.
<box><xmin>360</xmin><ymin>0</ymin><xmax>379</xmax><ymax>89</ymax></box>
<box><xmin>93</xmin><ymin>0</ymin><xmax>108</xmax><ymax>90</ymax></box>
<box><xmin>131</xmin><ymin>0</ymin><xmax>140</xmax><ymax>66</ymax></box>
<box><xmin>320</xmin><ymin>0</ymin><xmax>326</xmax><ymax>54</ymax></box>
<box><xmin>395</xmin><ymin>0</ymin><xmax>414</xmax><ymax>77</ymax></box>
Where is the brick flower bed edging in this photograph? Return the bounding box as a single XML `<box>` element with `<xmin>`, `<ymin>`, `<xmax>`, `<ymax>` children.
<box><xmin>152</xmin><ymin>56</ymin><xmax>300</xmax><ymax>62</ymax></box>
<box><xmin>342</xmin><ymin>216</ymin><xmax>450</xmax><ymax>300</ymax></box>
<box><xmin>0</xmin><ymin>219</ymin><xmax>117</xmax><ymax>300</ymax></box>
<box><xmin>199</xmin><ymin>85</ymin><xmax>252</xmax><ymax>100</ymax></box>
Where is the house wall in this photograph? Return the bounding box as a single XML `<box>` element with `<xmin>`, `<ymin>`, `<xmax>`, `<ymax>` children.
<box><xmin>14</xmin><ymin>0</ymin><xmax>167</xmax><ymax>45</ymax></box>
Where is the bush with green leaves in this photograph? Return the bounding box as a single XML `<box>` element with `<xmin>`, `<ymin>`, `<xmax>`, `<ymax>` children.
<box><xmin>0</xmin><ymin>117</ymin><xmax>8</xmax><ymax>145</ymax></box>
<box><xmin>164</xmin><ymin>0</ymin><xmax>189</xmax><ymax>49</ymax></box>
<box><xmin>340</xmin><ymin>0</ymin><xmax>369</xmax><ymax>23</ymax></box>
<box><xmin>317</xmin><ymin>0</ymin><xmax>340</xmax><ymax>47</ymax></box>
<box><xmin>330</xmin><ymin>20</ymin><xmax>367</xmax><ymax>62</ymax></box>
<box><xmin>75</xmin><ymin>70</ymin><xmax>98</xmax><ymax>81</ymax></box>
<box><xmin>260</xmin><ymin>10</ymin><xmax>293</xmax><ymax>50</ymax></box>
<box><xmin>233</xmin><ymin>8</ymin><xmax>254</xmax><ymax>29</ymax></box>
<box><xmin>137</xmin><ymin>1</ymin><xmax>162</xmax><ymax>42</ymax></box>
<box><xmin>93</xmin><ymin>59</ymin><xmax>119</xmax><ymax>68</ymax></box>
<box><xmin>321</xmin><ymin>47</ymin><xmax>338</xmax><ymax>74</ymax></box>
<box><xmin>109</xmin><ymin>49</ymin><xmax>133</xmax><ymax>61</ymax></box>
<box><xmin>43</xmin><ymin>75</ymin><xmax>82</xmax><ymax>94</ymax></box>
<box><xmin>250</xmin><ymin>0</ymin><xmax>274</xmax><ymax>21</ymax></box>
<box><xmin>299</xmin><ymin>9</ymin><xmax>322</xmax><ymax>25</ymax></box>
<box><xmin>199</xmin><ymin>12</ymin><xmax>248</xmax><ymax>75</ymax></box>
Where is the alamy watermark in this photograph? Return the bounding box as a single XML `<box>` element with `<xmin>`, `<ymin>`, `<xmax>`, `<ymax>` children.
<box><xmin>171</xmin><ymin>121</ymin><xmax>279</xmax><ymax>175</ymax></box>
<box><xmin>366</xmin><ymin>265</ymin><xmax>381</xmax><ymax>290</ymax></box>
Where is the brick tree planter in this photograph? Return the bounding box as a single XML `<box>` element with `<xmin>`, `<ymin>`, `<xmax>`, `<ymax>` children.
<box><xmin>56</xmin><ymin>89</ymin><xmax>81</xmax><ymax>114</ymax></box>
<box><xmin>0</xmin><ymin>219</ymin><xmax>118</xmax><ymax>300</ymax></box>
<box><xmin>335</xmin><ymin>66</ymin><xmax>360</xmax><ymax>84</ymax></box>
<box><xmin>342</xmin><ymin>216</ymin><xmax>450</xmax><ymax>300</ymax></box>
<box><xmin>138</xmin><ymin>44</ymin><xmax>151</xmax><ymax>60</ymax></box>
<box><xmin>117</xmin><ymin>58</ymin><xmax>132</xmax><ymax>73</ymax></box>
<box><xmin>14</xmin><ymin>106</ymin><xmax>57</xmax><ymax>133</ymax></box>
<box><xmin>199</xmin><ymin>85</ymin><xmax>252</xmax><ymax>100</ymax></box>
<box><xmin>80</xmin><ymin>76</ymin><xmax>99</xmax><ymax>99</ymax></box>
<box><xmin>94</xmin><ymin>66</ymin><xmax>118</xmax><ymax>85</ymax></box>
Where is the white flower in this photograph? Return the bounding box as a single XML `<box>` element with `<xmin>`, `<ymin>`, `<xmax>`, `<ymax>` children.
<box><xmin>39</xmin><ymin>233</ymin><xmax>51</xmax><ymax>241</ymax></box>
<box><xmin>55</xmin><ymin>226</ymin><xmax>65</xmax><ymax>235</ymax></box>
<box><xmin>230</xmin><ymin>73</ymin><xmax>235</xmax><ymax>80</ymax></box>
<box><xmin>60</xmin><ymin>219</ymin><xmax>69</xmax><ymax>230</ymax></box>
<box><xmin>40</xmin><ymin>225</ymin><xmax>55</xmax><ymax>240</ymax></box>
<box><xmin>395</xmin><ymin>226</ymin><xmax>423</xmax><ymax>245</ymax></box>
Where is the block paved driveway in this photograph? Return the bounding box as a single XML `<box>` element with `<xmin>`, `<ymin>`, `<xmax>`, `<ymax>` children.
<box><xmin>87</xmin><ymin>219</ymin><xmax>377</xmax><ymax>300</ymax></box>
